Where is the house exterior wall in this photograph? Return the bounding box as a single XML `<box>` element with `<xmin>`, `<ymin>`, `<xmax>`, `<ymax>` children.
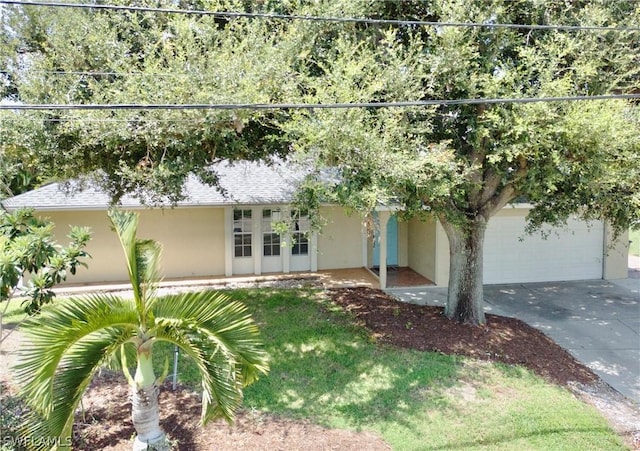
<box><xmin>138</xmin><ymin>208</ymin><xmax>226</xmax><ymax>279</ymax></box>
<box><xmin>317</xmin><ymin>206</ymin><xmax>364</xmax><ymax>270</ymax></box>
<box><xmin>604</xmin><ymin>226</ymin><xmax>629</xmax><ymax>279</ymax></box>
<box><xmin>34</xmin><ymin>203</ymin><xmax>628</xmax><ymax>287</ymax></box>
<box><xmin>40</xmin><ymin>210</ymin><xmax>126</xmax><ymax>283</ymax></box>
<box><xmin>407</xmin><ymin>216</ymin><xmax>438</xmax><ymax>283</ymax></box>
<box><xmin>40</xmin><ymin>207</ymin><xmax>226</xmax><ymax>284</ymax></box>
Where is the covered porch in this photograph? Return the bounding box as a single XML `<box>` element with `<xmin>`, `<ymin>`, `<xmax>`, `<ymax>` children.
<box><xmin>50</xmin><ymin>267</ymin><xmax>432</xmax><ymax>297</ymax></box>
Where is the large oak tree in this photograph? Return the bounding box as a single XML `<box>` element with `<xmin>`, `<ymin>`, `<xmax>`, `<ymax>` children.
<box><xmin>2</xmin><ymin>0</ymin><xmax>639</xmax><ymax>325</ymax></box>
<box><xmin>281</xmin><ymin>0</ymin><xmax>640</xmax><ymax>324</ymax></box>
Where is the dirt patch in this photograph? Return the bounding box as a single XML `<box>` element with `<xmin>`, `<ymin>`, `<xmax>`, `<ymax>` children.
<box><xmin>2</xmin><ymin>286</ymin><xmax>639</xmax><ymax>450</ymax></box>
<box><xmin>72</xmin><ymin>372</ymin><xmax>390</xmax><ymax>451</ymax></box>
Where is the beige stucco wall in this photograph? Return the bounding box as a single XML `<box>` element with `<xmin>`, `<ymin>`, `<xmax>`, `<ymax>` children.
<box><xmin>39</xmin><ymin>207</ymin><xmax>226</xmax><ymax>284</ymax></box>
<box><xmin>604</xmin><ymin>226</ymin><xmax>629</xmax><ymax>279</ymax></box>
<box><xmin>317</xmin><ymin>206</ymin><xmax>364</xmax><ymax>270</ymax></box>
<box><xmin>407</xmin><ymin>216</ymin><xmax>438</xmax><ymax>283</ymax></box>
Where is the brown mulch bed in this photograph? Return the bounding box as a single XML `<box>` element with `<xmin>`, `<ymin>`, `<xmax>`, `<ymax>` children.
<box><xmin>74</xmin><ymin>373</ymin><xmax>390</xmax><ymax>451</ymax></box>
<box><xmin>328</xmin><ymin>287</ymin><xmax>598</xmax><ymax>387</ymax></box>
<box><xmin>4</xmin><ymin>286</ymin><xmax>637</xmax><ymax>449</ymax></box>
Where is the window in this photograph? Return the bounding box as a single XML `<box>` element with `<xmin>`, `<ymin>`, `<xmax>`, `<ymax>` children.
<box><xmin>233</xmin><ymin>209</ymin><xmax>252</xmax><ymax>257</ymax></box>
<box><xmin>291</xmin><ymin>209</ymin><xmax>309</xmax><ymax>256</ymax></box>
<box><xmin>262</xmin><ymin>208</ymin><xmax>281</xmax><ymax>257</ymax></box>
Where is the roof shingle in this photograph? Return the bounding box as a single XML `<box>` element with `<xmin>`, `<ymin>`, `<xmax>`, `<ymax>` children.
<box><xmin>2</xmin><ymin>160</ymin><xmax>306</xmax><ymax>211</ymax></box>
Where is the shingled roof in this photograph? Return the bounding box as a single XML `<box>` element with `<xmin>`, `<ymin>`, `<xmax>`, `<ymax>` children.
<box><xmin>2</xmin><ymin>160</ymin><xmax>306</xmax><ymax>211</ymax></box>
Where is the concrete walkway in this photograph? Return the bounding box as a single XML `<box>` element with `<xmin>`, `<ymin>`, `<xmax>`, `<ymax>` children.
<box><xmin>388</xmin><ymin>278</ymin><xmax>640</xmax><ymax>402</ymax></box>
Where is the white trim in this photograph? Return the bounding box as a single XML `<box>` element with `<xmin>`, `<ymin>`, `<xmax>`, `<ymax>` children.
<box><xmin>378</xmin><ymin>211</ymin><xmax>391</xmax><ymax>289</ymax></box>
<box><xmin>361</xmin><ymin>222</ymin><xmax>368</xmax><ymax>267</ymax></box>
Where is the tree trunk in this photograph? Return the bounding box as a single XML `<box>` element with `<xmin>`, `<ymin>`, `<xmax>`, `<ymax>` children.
<box><xmin>131</xmin><ymin>351</ymin><xmax>169</xmax><ymax>450</ymax></box>
<box><xmin>441</xmin><ymin>217</ymin><xmax>488</xmax><ymax>325</ymax></box>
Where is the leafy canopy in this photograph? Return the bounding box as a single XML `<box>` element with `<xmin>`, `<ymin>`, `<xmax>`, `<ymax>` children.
<box><xmin>280</xmin><ymin>0</ymin><xmax>640</xmax><ymax>235</ymax></box>
<box><xmin>1</xmin><ymin>0</ymin><xmax>297</xmax><ymax>204</ymax></box>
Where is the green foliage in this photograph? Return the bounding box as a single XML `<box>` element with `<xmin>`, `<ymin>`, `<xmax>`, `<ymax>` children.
<box><xmin>282</xmin><ymin>0</ymin><xmax>640</xmax><ymax>233</ymax></box>
<box><xmin>14</xmin><ymin>210</ymin><xmax>269</xmax><ymax>448</ymax></box>
<box><xmin>0</xmin><ymin>208</ymin><xmax>91</xmax><ymax>316</ymax></box>
<box><xmin>275</xmin><ymin>0</ymin><xmax>640</xmax><ymax>323</ymax></box>
<box><xmin>1</xmin><ymin>0</ymin><xmax>295</xmax><ymax>204</ymax></box>
<box><xmin>2</xmin><ymin>0</ymin><xmax>638</xmax><ymax>325</ymax></box>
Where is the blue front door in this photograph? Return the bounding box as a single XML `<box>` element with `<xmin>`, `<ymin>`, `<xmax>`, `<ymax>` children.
<box><xmin>373</xmin><ymin>215</ymin><xmax>398</xmax><ymax>267</ymax></box>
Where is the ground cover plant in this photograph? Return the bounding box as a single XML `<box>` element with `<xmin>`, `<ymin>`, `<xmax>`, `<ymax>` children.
<box><xmin>1</xmin><ymin>287</ymin><xmax>629</xmax><ymax>450</ymax></box>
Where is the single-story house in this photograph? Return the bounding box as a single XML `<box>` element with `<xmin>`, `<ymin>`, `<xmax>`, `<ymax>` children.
<box><xmin>1</xmin><ymin>160</ymin><xmax>629</xmax><ymax>288</ymax></box>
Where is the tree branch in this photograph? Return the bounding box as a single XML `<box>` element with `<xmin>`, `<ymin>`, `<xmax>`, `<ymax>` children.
<box><xmin>480</xmin><ymin>157</ymin><xmax>528</xmax><ymax>218</ymax></box>
<box><xmin>479</xmin><ymin>169</ymin><xmax>502</xmax><ymax>206</ymax></box>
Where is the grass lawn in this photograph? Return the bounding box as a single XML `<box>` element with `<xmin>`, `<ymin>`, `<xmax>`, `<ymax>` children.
<box><xmin>152</xmin><ymin>289</ymin><xmax>624</xmax><ymax>450</ymax></box>
<box><xmin>0</xmin><ymin>298</ymin><xmax>28</xmax><ymax>327</ymax></box>
<box><xmin>630</xmin><ymin>228</ymin><xmax>640</xmax><ymax>257</ymax></box>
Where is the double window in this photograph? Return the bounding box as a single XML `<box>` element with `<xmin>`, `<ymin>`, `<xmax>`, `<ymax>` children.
<box><xmin>234</xmin><ymin>208</ymin><xmax>310</xmax><ymax>259</ymax></box>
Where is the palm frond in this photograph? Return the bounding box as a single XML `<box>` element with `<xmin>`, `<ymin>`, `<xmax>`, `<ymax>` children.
<box><xmin>152</xmin><ymin>290</ymin><xmax>269</xmax><ymax>423</ymax></box>
<box><xmin>21</xmin><ymin>327</ymin><xmax>136</xmax><ymax>449</ymax></box>
<box><xmin>108</xmin><ymin>209</ymin><xmax>163</xmax><ymax>323</ymax></box>
<box><xmin>14</xmin><ymin>294</ymin><xmax>139</xmax><ymax>441</ymax></box>
<box><xmin>135</xmin><ymin>238</ymin><xmax>162</xmax><ymax>313</ymax></box>
<box><xmin>108</xmin><ymin>209</ymin><xmax>143</xmax><ymax>309</ymax></box>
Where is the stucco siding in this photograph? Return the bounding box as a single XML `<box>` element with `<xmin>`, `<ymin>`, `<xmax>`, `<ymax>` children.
<box><xmin>40</xmin><ymin>210</ymin><xmax>127</xmax><ymax>283</ymax></box>
<box><xmin>604</xmin><ymin>226</ymin><xmax>628</xmax><ymax>280</ymax></box>
<box><xmin>40</xmin><ymin>208</ymin><xmax>225</xmax><ymax>284</ymax></box>
<box><xmin>407</xmin><ymin>217</ymin><xmax>437</xmax><ymax>282</ymax></box>
<box><xmin>137</xmin><ymin>208</ymin><xmax>226</xmax><ymax>279</ymax></box>
<box><xmin>317</xmin><ymin>206</ymin><xmax>364</xmax><ymax>270</ymax></box>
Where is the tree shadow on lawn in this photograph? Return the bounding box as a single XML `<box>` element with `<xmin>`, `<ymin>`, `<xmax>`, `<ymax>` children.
<box><xmin>238</xmin><ymin>287</ymin><xmax>619</xmax><ymax>449</ymax></box>
<box><xmin>241</xmin><ymin>290</ymin><xmax>466</xmax><ymax>431</ymax></box>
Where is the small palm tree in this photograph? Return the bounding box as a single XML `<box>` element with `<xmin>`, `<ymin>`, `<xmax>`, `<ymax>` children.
<box><xmin>14</xmin><ymin>209</ymin><xmax>269</xmax><ymax>450</ymax></box>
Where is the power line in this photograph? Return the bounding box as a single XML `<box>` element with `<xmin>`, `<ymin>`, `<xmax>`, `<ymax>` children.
<box><xmin>1</xmin><ymin>94</ymin><xmax>639</xmax><ymax>111</ymax></box>
<box><xmin>3</xmin><ymin>70</ymin><xmax>178</xmax><ymax>77</ymax></box>
<box><xmin>1</xmin><ymin>0</ymin><xmax>639</xmax><ymax>32</ymax></box>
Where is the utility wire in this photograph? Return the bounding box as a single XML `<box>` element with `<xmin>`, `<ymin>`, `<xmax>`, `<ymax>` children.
<box><xmin>1</xmin><ymin>94</ymin><xmax>639</xmax><ymax>111</ymax></box>
<box><xmin>1</xmin><ymin>0</ymin><xmax>639</xmax><ymax>32</ymax></box>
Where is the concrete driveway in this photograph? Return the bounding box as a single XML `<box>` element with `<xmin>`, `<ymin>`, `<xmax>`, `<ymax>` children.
<box><xmin>387</xmin><ymin>278</ymin><xmax>640</xmax><ymax>402</ymax></box>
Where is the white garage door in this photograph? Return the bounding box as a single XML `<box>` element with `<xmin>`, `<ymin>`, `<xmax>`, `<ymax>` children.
<box><xmin>483</xmin><ymin>216</ymin><xmax>604</xmax><ymax>284</ymax></box>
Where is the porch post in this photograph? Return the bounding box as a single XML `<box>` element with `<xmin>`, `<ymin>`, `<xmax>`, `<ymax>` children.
<box><xmin>361</xmin><ymin>221</ymin><xmax>368</xmax><ymax>267</ymax></box>
<box><xmin>378</xmin><ymin>211</ymin><xmax>391</xmax><ymax>289</ymax></box>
